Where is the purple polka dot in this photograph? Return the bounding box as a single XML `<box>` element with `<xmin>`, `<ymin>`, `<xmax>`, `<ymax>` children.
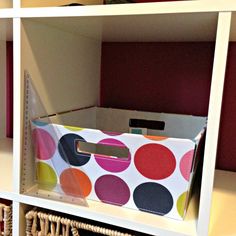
<box><xmin>95</xmin><ymin>175</ymin><xmax>130</xmax><ymax>206</ymax></box>
<box><xmin>32</xmin><ymin>128</ymin><xmax>56</xmax><ymax>160</ymax></box>
<box><xmin>95</xmin><ymin>139</ymin><xmax>131</xmax><ymax>173</ymax></box>
<box><xmin>180</xmin><ymin>150</ymin><xmax>194</xmax><ymax>181</ymax></box>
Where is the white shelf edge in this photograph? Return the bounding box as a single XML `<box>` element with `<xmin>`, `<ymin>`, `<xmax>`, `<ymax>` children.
<box><xmin>197</xmin><ymin>11</ymin><xmax>232</xmax><ymax>236</ymax></box>
<box><xmin>16</xmin><ymin>190</ymin><xmax>198</xmax><ymax>236</ymax></box>
<box><xmin>14</xmin><ymin>3</ymin><xmax>226</xmax><ymax>18</ymax></box>
<box><xmin>1</xmin><ymin>1</ymin><xmax>236</xmax><ymax>19</ymax></box>
<box><xmin>0</xmin><ymin>191</ymin><xmax>15</xmax><ymax>201</ymax></box>
<box><xmin>0</xmin><ymin>8</ymin><xmax>16</xmax><ymax>18</ymax></box>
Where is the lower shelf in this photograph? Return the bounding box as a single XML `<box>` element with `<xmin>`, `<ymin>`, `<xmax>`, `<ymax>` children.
<box><xmin>19</xmin><ymin>187</ymin><xmax>198</xmax><ymax>236</ymax></box>
<box><xmin>209</xmin><ymin>169</ymin><xmax>236</xmax><ymax>236</ymax></box>
<box><xmin>0</xmin><ymin>138</ymin><xmax>13</xmax><ymax>198</ymax></box>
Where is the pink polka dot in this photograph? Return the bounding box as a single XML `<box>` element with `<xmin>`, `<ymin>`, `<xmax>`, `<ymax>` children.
<box><xmin>32</xmin><ymin>128</ymin><xmax>56</xmax><ymax>160</ymax></box>
<box><xmin>180</xmin><ymin>150</ymin><xmax>194</xmax><ymax>181</ymax></box>
<box><xmin>95</xmin><ymin>139</ymin><xmax>131</xmax><ymax>173</ymax></box>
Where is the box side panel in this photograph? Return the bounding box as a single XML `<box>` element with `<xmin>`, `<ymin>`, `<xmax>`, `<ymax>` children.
<box><xmin>96</xmin><ymin>107</ymin><xmax>206</xmax><ymax>139</ymax></box>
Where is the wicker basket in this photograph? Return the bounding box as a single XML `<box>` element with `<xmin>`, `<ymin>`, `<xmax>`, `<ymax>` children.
<box><xmin>0</xmin><ymin>204</ymin><xmax>12</xmax><ymax>236</ymax></box>
<box><xmin>25</xmin><ymin>209</ymin><xmax>133</xmax><ymax>236</ymax></box>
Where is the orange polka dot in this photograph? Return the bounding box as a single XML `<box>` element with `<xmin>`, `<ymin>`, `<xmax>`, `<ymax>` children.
<box><xmin>144</xmin><ymin>135</ymin><xmax>168</xmax><ymax>141</ymax></box>
<box><xmin>60</xmin><ymin>168</ymin><xmax>92</xmax><ymax>197</ymax></box>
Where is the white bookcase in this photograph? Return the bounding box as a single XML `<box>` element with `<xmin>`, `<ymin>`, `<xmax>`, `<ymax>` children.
<box><xmin>0</xmin><ymin>1</ymin><xmax>236</xmax><ymax>235</ymax></box>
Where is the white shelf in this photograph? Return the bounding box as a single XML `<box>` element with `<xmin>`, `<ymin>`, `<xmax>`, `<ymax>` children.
<box><xmin>0</xmin><ymin>138</ymin><xmax>13</xmax><ymax>199</ymax></box>
<box><xmin>18</xmin><ymin>190</ymin><xmax>198</xmax><ymax>236</ymax></box>
<box><xmin>209</xmin><ymin>170</ymin><xmax>236</xmax><ymax>236</ymax></box>
<box><xmin>16</xmin><ymin>1</ymin><xmax>236</xmax><ymax>17</ymax></box>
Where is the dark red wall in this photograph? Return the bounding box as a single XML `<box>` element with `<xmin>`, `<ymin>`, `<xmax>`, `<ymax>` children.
<box><xmin>101</xmin><ymin>42</ymin><xmax>214</xmax><ymax>116</ymax></box>
<box><xmin>100</xmin><ymin>42</ymin><xmax>236</xmax><ymax>172</ymax></box>
<box><xmin>6</xmin><ymin>41</ymin><xmax>13</xmax><ymax>138</ymax></box>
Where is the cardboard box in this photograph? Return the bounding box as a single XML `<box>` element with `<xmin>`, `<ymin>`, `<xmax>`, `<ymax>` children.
<box><xmin>104</xmin><ymin>0</ymin><xmax>183</xmax><ymax>4</ymax></box>
<box><xmin>31</xmin><ymin>107</ymin><xmax>206</xmax><ymax>220</ymax></box>
<box><xmin>0</xmin><ymin>0</ymin><xmax>12</xmax><ymax>8</ymax></box>
<box><xmin>22</xmin><ymin>0</ymin><xmax>103</xmax><ymax>7</ymax></box>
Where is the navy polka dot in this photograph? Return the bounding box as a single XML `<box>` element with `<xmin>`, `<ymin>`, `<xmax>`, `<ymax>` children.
<box><xmin>133</xmin><ymin>182</ymin><xmax>173</xmax><ymax>215</ymax></box>
<box><xmin>58</xmin><ymin>133</ymin><xmax>90</xmax><ymax>166</ymax></box>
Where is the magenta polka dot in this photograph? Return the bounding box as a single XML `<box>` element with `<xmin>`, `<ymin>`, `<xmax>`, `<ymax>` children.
<box><xmin>180</xmin><ymin>150</ymin><xmax>194</xmax><ymax>181</ymax></box>
<box><xmin>32</xmin><ymin>128</ymin><xmax>56</xmax><ymax>160</ymax></box>
<box><xmin>102</xmin><ymin>131</ymin><xmax>122</xmax><ymax>136</ymax></box>
<box><xmin>95</xmin><ymin>175</ymin><xmax>130</xmax><ymax>206</ymax></box>
<box><xmin>95</xmin><ymin>139</ymin><xmax>131</xmax><ymax>172</ymax></box>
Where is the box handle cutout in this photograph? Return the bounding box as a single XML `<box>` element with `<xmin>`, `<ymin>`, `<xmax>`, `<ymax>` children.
<box><xmin>129</xmin><ymin>118</ymin><xmax>165</xmax><ymax>130</ymax></box>
<box><xmin>76</xmin><ymin>140</ymin><xmax>130</xmax><ymax>160</ymax></box>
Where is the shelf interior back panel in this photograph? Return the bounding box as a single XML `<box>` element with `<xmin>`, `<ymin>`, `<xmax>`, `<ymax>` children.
<box><xmin>21</xmin><ymin>19</ymin><xmax>101</xmax><ymax>116</ymax></box>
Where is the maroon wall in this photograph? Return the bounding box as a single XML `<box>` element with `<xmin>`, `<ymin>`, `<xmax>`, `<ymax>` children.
<box><xmin>6</xmin><ymin>41</ymin><xmax>13</xmax><ymax>138</ymax></box>
<box><xmin>101</xmin><ymin>42</ymin><xmax>214</xmax><ymax>116</ymax></box>
<box><xmin>101</xmin><ymin>42</ymin><xmax>236</xmax><ymax>171</ymax></box>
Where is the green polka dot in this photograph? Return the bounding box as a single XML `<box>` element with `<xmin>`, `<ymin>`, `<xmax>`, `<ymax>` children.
<box><xmin>36</xmin><ymin>162</ymin><xmax>57</xmax><ymax>190</ymax></box>
<box><xmin>177</xmin><ymin>192</ymin><xmax>188</xmax><ymax>218</ymax></box>
<box><xmin>64</xmin><ymin>125</ymin><xmax>84</xmax><ymax>131</ymax></box>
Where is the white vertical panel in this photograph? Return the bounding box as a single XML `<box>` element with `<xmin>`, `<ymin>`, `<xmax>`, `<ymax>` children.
<box><xmin>197</xmin><ymin>12</ymin><xmax>231</xmax><ymax>236</ymax></box>
<box><xmin>12</xmin><ymin>201</ymin><xmax>20</xmax><ymax>236</ymax></box>
<box><xmin>12</xmin><ymin>201</ymin><xmax>29</xmax><ymax>236</ymax></box>
<box><xmin>13</xmin><ymin>0</ymin><xmax>20</xmax><ymax>9</ymax></box>
<box><xmin>13</xmin><ymin>17</ymin><xmax>22</xmax><ymax>194</ymax></box>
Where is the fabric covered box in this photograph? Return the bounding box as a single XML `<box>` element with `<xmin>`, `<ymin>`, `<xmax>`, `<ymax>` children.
<box><xmin>104</xmin><ymin>0</ymin><xmax>183</xmax><ymax>4</ymax></box>
<box><xmin>25</xmin><ymin>208</ymin><xmax>134</xmax><ymax>235</ymax></box>
<box><xmin>22</xmin><ymin>0</ymin><xmax>103</xmax><ymax>7</ymax></box>
<box><xmin>0</xmin><ymin>202</ymin><xmax>12</xmax><ymax>236</ymax></box>
<box><xmin>31</xmin><ymin>107</ymin><xmax>206</xmax><ymax>220</ymax></box>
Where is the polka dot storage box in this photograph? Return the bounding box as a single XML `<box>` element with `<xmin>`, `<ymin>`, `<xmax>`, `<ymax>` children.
<box><xmin>31</xmin><ymin>107</ymin><xmax>206</xmax><ymax>220</ymax></box>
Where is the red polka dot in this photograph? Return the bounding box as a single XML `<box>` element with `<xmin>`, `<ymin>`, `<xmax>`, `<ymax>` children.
<box><xmin>180</xmin><ymin>150</ymin><xmax>194</xmax><ymax>181</ymax></box>
<box><xmin>134</xmin><ymin>144</ymin><xmax>176</xmax><ymax>180</ymax></box>
<box><xmin>60</xmin><ymin>168</ymin><xmax>92</xmax><ymax>197</ymax></box>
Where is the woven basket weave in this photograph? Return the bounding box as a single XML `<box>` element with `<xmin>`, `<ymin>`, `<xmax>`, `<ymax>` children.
<box><xmin>25</xmin><ymin>210</ymin><xmax>133</xmax><ymax>236</ymax></box>
<box><xmin>0</xmin><ymin>204</ymin><xmax>12</xmax><ymax>236</ymax></box>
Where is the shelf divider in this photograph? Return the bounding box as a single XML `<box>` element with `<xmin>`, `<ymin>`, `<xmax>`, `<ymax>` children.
<box><xmin>197</xmin><ymin>11</ymin><xmax>232</xmax><ymax>236</ymax></box>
